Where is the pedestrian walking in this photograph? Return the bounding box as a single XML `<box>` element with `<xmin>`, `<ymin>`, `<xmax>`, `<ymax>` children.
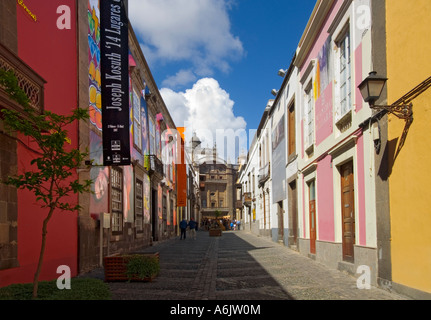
<box><xmin>188</xmin><ymin>218</ymin><xmax>197</xmax><ymax>240</ymax></box>
<box><xmin>237</xmin><ymin>220</ymin><xmax>241</xmax><ymax>230</ymax></box>
<box><xmin>180</xmin><ymin>218</ymin><xmax>188</xmax><ymax>240</ymax></box>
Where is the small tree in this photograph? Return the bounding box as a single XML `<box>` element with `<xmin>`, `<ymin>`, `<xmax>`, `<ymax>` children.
<box><xmin>0</xmin><ymin>69</ymin><xmax>92</xmax><ymax>298</ymax></box>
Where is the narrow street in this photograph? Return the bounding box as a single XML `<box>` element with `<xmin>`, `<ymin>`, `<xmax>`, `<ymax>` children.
<box><xmin>84</xmin><ymin>230</ymin><xmax>409</xmax><ymax>301</ymax></box>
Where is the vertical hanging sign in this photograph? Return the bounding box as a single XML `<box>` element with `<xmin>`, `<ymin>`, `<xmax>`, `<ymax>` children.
<box><xmin>100</xmin><ymin>0</ymin><xmax>130</xmax><ymax>166</ymax></box>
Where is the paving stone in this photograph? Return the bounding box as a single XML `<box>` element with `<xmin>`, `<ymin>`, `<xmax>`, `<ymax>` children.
<box><xmin>80</xmin><ymin>230</ymin><xmax>410</xmax><ymax>301</ymax></box>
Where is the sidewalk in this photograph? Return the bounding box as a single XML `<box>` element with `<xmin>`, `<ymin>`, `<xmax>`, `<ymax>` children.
<box><xmin>82</xmin><ymin>230</ymin><xmax>410</xmax><ymax>300</ymax></box>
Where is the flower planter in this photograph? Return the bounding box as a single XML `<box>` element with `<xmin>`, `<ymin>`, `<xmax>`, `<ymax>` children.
<box><xmin>209</xmin><ymin>229</ymin><xmax>222</xmax><ymax>237</ymax></box>
<box><xmin>104</xmin><ymin>252</ymin><xmax>160</xmax><ymax>282</ymax></box>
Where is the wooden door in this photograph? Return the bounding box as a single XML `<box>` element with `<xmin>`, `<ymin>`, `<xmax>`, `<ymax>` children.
<box><xmin>152</xmin><ymin>189</ymin><xmax>158</xmax><ymax>241</ymax></box>
<box><xmin>309</xmin><ymin>180</ymin><xmax>316</xmax><ymax>254</ymax></box>
<box><xmin>278</xmin><ymin>201</ymin><xmax>284</xmax><ymax>242</ymax></box>
<box><xmin>341</xmin><ymin>161</ymin><xmax>355</xmax><ymax>262</ymax></box>
<box><xmin>289</xmin><ymin>181</ymin><xmax>298</xmax><ymax>247</ymax></box>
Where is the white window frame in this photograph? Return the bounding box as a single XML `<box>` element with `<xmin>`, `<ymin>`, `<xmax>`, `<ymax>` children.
<box><xmin>304</xmin><ymin>82</ymin><xmax>315</xmax><ymax>153</ymax></box>
<box><xmin>149</xmin><ymin>117</ymin><xmax>156</xmax><ymax>155</ymax></box>
<box><xmin>133</xmin><ymin>88</ymin><xmax>142</xmax><ymax>151</ymax></box>
<box><xmin>300</xmin><ymin>59</ymin><xmax>317</xmax><ymax>155</ymax></box>
<box><xmin>335</xmin><ymin>26</ymin><xmax>353</xmax><ymax>122</ymax></box>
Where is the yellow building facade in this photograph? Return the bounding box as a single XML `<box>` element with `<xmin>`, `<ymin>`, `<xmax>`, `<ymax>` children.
<box><xmin>386</xmin><ymin>0</ymin><xmax>431</xmax><ymax>296</ymax></box>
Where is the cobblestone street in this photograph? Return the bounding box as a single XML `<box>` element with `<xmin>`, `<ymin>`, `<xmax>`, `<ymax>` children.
<box><xmin>84</xmin><ymin>230</ymin><xmax>409</xmax><ymax>301</ymax></box>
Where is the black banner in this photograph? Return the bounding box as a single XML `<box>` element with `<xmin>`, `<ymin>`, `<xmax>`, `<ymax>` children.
<box><xmin>100</xmin><ymin>0</ymin><xmax>130</xmax><ymax>166</ymax></box>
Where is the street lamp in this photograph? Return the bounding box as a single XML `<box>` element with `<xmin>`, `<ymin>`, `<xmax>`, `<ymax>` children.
<box><xmin>278</xmin><ymin>69</ymin><xmax>288</xmax><ymax>77</ymax></box>
<box><xmin>358</xmin><ymin>71</ymin><xmax>387</xmax><ymax>105</ymax></box>
<box><xmin>358</xmin><ymin>71</ymin><xmax>413</xmax><ymax>120</ymax></box>
<box><xmin>271</xmin><ymin>89</ymin><xmax>278</xmax><ymax>97</ymax></box>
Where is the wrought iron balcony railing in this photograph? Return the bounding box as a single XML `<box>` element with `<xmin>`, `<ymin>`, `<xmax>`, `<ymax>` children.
<box><xmin>258</xmin><ymin>163</ymin><xmax>270</xmax><ymax>185</ymax></box>
<box><xmin>201</xmin><ymin>207</ymin><xmax>230</xmax><ymax>214</ymax></box>
<box><xmin>236</xmin><ymin>200</ymin><xmax>243</xmax><ymax>209</ymax></box>
<box><xmin>145</xmin><ymin>155</ymin><xmax>164</xmax><ymax>177</ymax></box>
<box><xmin>0</xmin><ymin>43</ymin><xmax>45</xmax><ymax>114</ymax></box>
<box><xmin>243</xmin><ymin>192</ymin><xmax>252</xmax><ymax>207</ymax></box>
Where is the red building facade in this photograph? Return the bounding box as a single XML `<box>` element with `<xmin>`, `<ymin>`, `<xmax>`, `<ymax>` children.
<box><xmin>1</xmin><ymin>0</ymin><xmax>183</xmax><ymax>288</ymax></box>
<box><xmin>0</xmin><ymin>0</ymin><xmax>79</xmax><ymax>287</ymax></box>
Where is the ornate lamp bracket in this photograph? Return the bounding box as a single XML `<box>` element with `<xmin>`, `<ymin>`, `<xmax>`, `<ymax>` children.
<box><xmin>370</xmin><ymin>102</ymin><xmax>413</xmax><ymax>121</ymax></box>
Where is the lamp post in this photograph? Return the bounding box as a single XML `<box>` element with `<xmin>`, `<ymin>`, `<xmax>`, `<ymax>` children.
<box><xmin>358</xmin><ymin>71</ymin><xmax>413</xmax><ymax>120</ymax></box>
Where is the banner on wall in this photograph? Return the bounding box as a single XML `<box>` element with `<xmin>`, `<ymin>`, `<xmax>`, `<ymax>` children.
<box><xmin>176</xmin><ymin>127</ymin><xmax>187</xmax><ymax>207</ymax></box>
<box><xmin>141</xmin><ymin>88</ymin><xmax>149</xmax><ymax>156</ymax></box>
<box><xmin>100</xmin><ymin>0</ymin><xmax>131</xmax><ymax>166</ymax></box>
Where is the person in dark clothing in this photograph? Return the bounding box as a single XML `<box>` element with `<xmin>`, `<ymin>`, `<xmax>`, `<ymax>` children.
<box><xmin>188</xmin><ymin>218</ymin><xmax>197</xmax><ymax>240</ymax></box>
<box><xmin>180</xmin><ymin>219</ymin><xmax>188</xmax><ymax>240</ymax></box>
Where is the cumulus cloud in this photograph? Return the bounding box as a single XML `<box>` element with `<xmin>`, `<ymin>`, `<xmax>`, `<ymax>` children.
<box><xmin>129</xmin><ymin>0</ymin><xmax>244</xmax><ymax>78</ymax></box>
<box><xmin>160</xmin><ymin>78</ymin><xmax>248</xmax><ymax>162</ymax></box>
<box><xmin>161</xmin><ymin>69</ymin><xmax>197</xmax><ymax>89</ymax></box>
<box><xmin>129</xmin><ymin>1</ymin><xmax>248</xmax><ymax>162</ymax></box>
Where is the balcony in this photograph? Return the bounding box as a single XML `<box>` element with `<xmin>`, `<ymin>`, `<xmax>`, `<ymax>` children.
<box><xmin>236</xmin><ymin>200</ymin><xmax>243</xmax><ymax>209</ymax></box>
<box><xmin>201</xmin><ymin>207</ymin><xmax>230</xmax><ymax>215</ymax></box>
<box><xmin>258</xmin><ymin>163</ymin><xmax>270</xmax><ymax>186</ymax></box>
<box><xmin>0</xmin><ymin>43</ymin><xmax>45</xmax><ymax>114</ymax></box>
<box><xmin>145</xmin><ymin>155</ymin><xmax>164</xmax><ymax>178</ymax></box>
<box><xmin>243</xmin><ymin>192</ymin><xmax>252</xmax><ymax>207</ymax></box>
<box><xmin>205</xmin><ymin>178</ymin><xmax>227</xmax><ymax>184</ymax></box>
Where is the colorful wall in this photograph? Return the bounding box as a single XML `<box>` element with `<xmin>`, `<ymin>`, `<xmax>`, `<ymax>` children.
<box><xmin>386</xmin><ymin>0</ymin><xmax>431</xmax><ymax>294</ymax></box>
<box><xmin>295</xmin><ymin>0</ymin><xmax>377</xmax><ymax>275</ymax></box>
<box><xmin>0</xmin><ymin>0</ymin><xmax>79</xmax><ymax>287</ymax></box>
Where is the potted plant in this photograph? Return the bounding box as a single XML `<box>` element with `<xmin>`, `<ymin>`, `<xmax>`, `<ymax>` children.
<box><xmin>209</xmin><ymin>211</ymin><xmax>223</xmax><ymax>237</ymax></box>
<box><xmin>124</xmin><ymin>254</ymin><xmax>160</xmax><ymax>282</ymax></box>
<box><xmin>104</xmin><ymin>252</ymin><xmax>160</xmax><ymax>282</ymax></box>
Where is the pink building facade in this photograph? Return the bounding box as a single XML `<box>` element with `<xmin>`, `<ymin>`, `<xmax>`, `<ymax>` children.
<box><xmin>294</xmin><ymin>0</ymin><xmax>379</xmax><ymax>283</ymax></box>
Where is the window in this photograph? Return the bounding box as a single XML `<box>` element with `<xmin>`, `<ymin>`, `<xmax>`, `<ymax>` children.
<box><xmin>111</xmin><ymin>167</ymin><xmax>123</xmax><ymax>235</ymax></box>
<box><xmin>337</xmin><ymin>29</ymin><xmax>352</xmax><ymax>121</ymax></box>
<box><xmin>170</xmin><ymin>199</ymin><xmax>174</xmax><ymax>226</ymax></box>
<box><xmin>309</xmin><ymin>180</ymin><xmax>316</xmax><ymax>201</ymax></box>
<box><xmin>219</xmin><ymin>200</ymin><xmax>224</xmax><ymax>208</ymax></box>
<box><xmin>133</xmin><ymin>88</ymin><xmax>142</xmax><ymax>150</ymax></box>
<box><xmin>252</xmin><ymin>174</ymin><xmax>255</xmax><ymax>195</ymax></box>
<box><xmin>149</xmin><ymin>117</ymin><xmax>155</xmax><ymax>155</ymax></box>
<box><xmin>288</xmin><ymin>102</ymin><xmax>296</xmax><ymax>157</ymax></box>
<box><xmin>163</xmin><ymin>195</ymin><xmax>167</xmax><ymax>221</ymax></box>
<box><xmin>259</xmin><ymin>145</ymin><xmax>262</xmax><ymax>168</ymax></box>
<box><xmin>135</xmin><ymin>179</ymin><xmax>144</xmax><ymax>234</ymax></box>
<box><xmin>305</xmin><ymin>85</ymin><xmax>314</xmax><ymax>151</ymax></box>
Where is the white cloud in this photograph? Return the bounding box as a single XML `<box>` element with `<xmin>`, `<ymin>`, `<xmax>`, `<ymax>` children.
<box><xmin>159</xmin><ymin>87</ymin><xmax>190</xmax><ymax>130</ymax></box>
<box><xmin>129</xmin><ymin>0</ymin><xmax>244</xmax><ymax>77</ymax></box>
<box><xmin>161</xmin><ymin>69</ymin><xmax>197</xmax><ymax>89</ymax></box>
<box><xmin>160</xmin><ymin>78</ymin><xmax>248</xmax><ymax>161</ymax></box>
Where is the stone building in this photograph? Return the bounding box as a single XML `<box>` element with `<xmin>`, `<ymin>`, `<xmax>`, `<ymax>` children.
<box><xmin>196</xmin><ymin>146</ymin><xmax>238</xmax><ymax>224</ymax></box>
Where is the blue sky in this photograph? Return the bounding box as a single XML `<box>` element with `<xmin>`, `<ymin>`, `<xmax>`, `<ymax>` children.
<box><xmin>129</xmin><ymin>0</ymin><xmax>317</xmax><ymax>155</ymax></box>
